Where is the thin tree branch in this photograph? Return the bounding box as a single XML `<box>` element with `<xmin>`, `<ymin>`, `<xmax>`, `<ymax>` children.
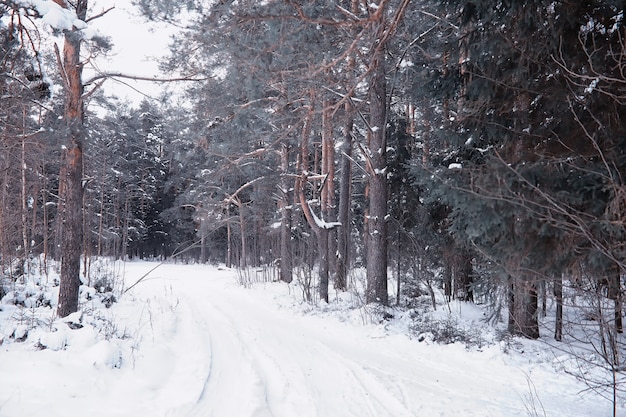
<box><xmin>83</xmin><ymin>71</ymin><xmax>208</xmax><ymax>86</ymax></box>
<box><xmin>85</xmin><ymin>6</ymin><xmax>114</xmax><ymax>23</ymax></box>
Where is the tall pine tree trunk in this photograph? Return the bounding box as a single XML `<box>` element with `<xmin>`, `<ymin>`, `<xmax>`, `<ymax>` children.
<box><xmin>297</xmin><ymin>96</ymin><xmax>331</xmax><ymax>303</ymax></box>
<box><xmin>365</xmin><ymin>31</ymin><xmax>389</xmax><ymax>305</ymax></box>
<box><xmin>336</xmin><ymin>113</ymin><xmax>352</xmax><ymax>292</ymax></box>
<box><xmin>56</xmin><ymin>0</ymin><xmax>87</xmax><ymax>318</ymax></box>
<box><xmin>362</xmin><ymin>0</ymin><xmax>410</xmax><ymax>304</ymax></box>
<box><xmin>279</xmin><ymin>143</ymin><xmax>293</xmax><ymax>283</ymax></box>
<box><xmin>322</xmin><ymin>103</ymin><xmax>337</xmax><ymax>287</ymax></box>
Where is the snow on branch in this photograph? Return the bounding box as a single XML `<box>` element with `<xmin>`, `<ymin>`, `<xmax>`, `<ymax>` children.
<box><xmin>296</xmin><ymin>174</ymin><xmax>341</xmax><ymax>235</ymax></box>
<box><xmin>20</xmin><ymin>0</ymin><xmax>87</xmax><ymax>31</ymax></box>
<box><xmin>307</xmin><ymin>200</ymin><xmax>342</xmax><ymax>230</ymax></box>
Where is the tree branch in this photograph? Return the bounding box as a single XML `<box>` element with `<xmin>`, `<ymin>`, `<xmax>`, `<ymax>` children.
<box><xmin>53</xmin><ymin>43</ymin><xmax>71</xmax><ymax>91</ymax></box>
<box><xmin>83</xmin><ymin>71</ymin><xmax>208</xmax><ymax>86</ymax></box>
<box><xmin>86</xmin><ymin>6</ymin><xmax>114</xmax><ymax>23</ymax></box>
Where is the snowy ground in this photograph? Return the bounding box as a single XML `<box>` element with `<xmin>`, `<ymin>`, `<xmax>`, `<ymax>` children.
<box><xmin>0</xmin><ymin>261</ymin><xmax>622</xmax><ymax>416</ymax></box>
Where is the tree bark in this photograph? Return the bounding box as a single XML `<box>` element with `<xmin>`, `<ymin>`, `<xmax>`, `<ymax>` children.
<box><xmin>322</xmin><ymin>103</ymin><xmax>337</xmax><ymax>288</ymax></box>
<box><xmin>226</xmin><ymin>205</ymin><xmax>232</xmax><ymax>267</ymax></box>
<box><xmin>443</xmin><ymin>261</ymin><xmax>452</xmax><ymax>302</ymax></box>
<box><xmin>454</xmin><ymin>250</ymin><xmax>473</xmax><ymax>302</ymax></box>
<box><xmin>608</xmin><ymin>264</ymin><xmax>623</xmax><ymax>333</ymax></box>
<box><xmin>509</xmin><ymin>276</ymin><xmax>539</xmax><ymax>339</ymax></box>
<box><xmin>279</xmin><ymin>143</ymin><xmax>293</xmax><ymax>283</ymax></box>
<box><xmin>336</xmin><ymin>113</ymin><xmax>352</xmax><ymax>292</ymax></box>
<box><xmin>296</xmin><ymin>95</ymin><xmax>336</xmax><ymax>303</ymax></box>
<box><xmin>554</xmin><ymin>275</ymin><xmax>563</xmax><ymax>341</ymax></box>
<box><xmin>57</xmin><ymin>0</ymin><xmax>87</xmax><ymax>318</ymax></box>
<box><xmin>237</xmin><ymin>198</ymin><xmax>247</xmax><ymax>268</ymax></box>
<box><xmin>365</xmin><ymin>31</ymin><xmax>389</xmax><ymax>305</ymax></box>
<box><xmin>20</xmin><ymin>109</ymin><xmax>29</xmax><ymax>270</ymax></box>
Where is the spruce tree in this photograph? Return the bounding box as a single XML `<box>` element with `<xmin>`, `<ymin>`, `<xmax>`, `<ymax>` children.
<box><xmin>419</xmin><ymin>0</ymin><xmax>626</xmax><ymax>338</ymax></box>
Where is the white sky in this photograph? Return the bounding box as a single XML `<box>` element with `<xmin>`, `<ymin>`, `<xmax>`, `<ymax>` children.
<box><xmin>85</xmin><ymin>1</ymin><xmax>178</xmax><ymax>106</ymax></box>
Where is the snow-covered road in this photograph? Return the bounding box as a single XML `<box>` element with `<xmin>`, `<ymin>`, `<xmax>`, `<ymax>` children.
<box><xmin>0</xmin><ymin>262</ymin><xmax>615</xmax><ymax>416</ymax></box>
<box><xmin>127</xmin><ymin>263</ymin><xmax>605</xmax><ymax>417</ymax></box>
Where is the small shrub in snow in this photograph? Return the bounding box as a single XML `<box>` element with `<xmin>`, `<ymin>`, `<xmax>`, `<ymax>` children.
<box><xmin>494</xmin><ymin>329</ymin><xmax>525</xmax><ymax>354</ymax></box>
<box><xmin>2</xmin><ymin>281</ymin><xmax>52</xmax><ymax>309</ymax></box>
<box><xmin>410</xmin><ymin>313</ymin><xmax>487</xmax><ymax>349</ymax></box>
<box><xmin>80</xmin><ymin>283</ymin><xmax>117</xmax><ymax>309</ymax></box>
<box><xmin>13</xmin><ymin>324</ymin><xmax>28</xmax><ymax>342</ymax></box>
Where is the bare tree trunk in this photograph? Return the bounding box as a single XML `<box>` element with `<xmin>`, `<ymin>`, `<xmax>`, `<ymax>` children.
<box><xmin>226</xmin><ymin>210</ymin><xmax>233</xmax><ymax>268</ymax></box>
<box><xmin>0</xmin><ymin>148</ymin><xmax>8</xmax><ymax>273</ymax></box>
<box><xmin>97</xmin><ymin>157</ymin><xmax>107</xmax><ymax>257</ymax></box>
<box><xmin>21</xmin><ymin>108</ymin><xmax>29</xmax><ymax>271</ymax></box>
<box><xmin>454</xmin><ymin>250</ymin><xmax>473</xmax><ymax>302</ymax></box>
<box><xmin>237</xmin><ymin>198</ymin><xmax>247</xmax><ymax>269</ymax></box>
<box><xmin>540</xmin><ymin>279</ymin><xmax>547</xmax><ymax>318</ymax></box>
<box><xmin>121</xmin><ymin>196</ymin><xmax>130</xmax><ymax>260</ymax></box>
<box><xmin>336</xmin><ymin>114</ymin><xmax>352</xmax><ymax>292</ymax></box>
<box><xmin>335</xmin><ymin>0</ymin><xmax>359</xmax><ymax>293</ymax></box>
<box><xmin>554</xmin><ymin>275</ymin><xmax>563</xmax><ymax>341</ymax></box>
<box><xmin>279</xmin><ymin>143</ymin><xmax>293</xmax><ymax>283</ymax></box>
<box><xmin>57</xmin><ymin>0</ymin><xmax>87</xmax><ymax>318</ymax></box>
<box><xmin>365</xmin><ymin>30</ymin><xmax>389</xmax><ymax>305</ymax></box>
<box><xmin>200</xmin><ymin>232</ymin><xmax>207</xmax><ymax>263</ymax></box>
<box><xmin>40</xmin><ymin>162</ymin><xmax>50</xmax><ymax>275</ymax></box>
<box><xmin>396</xmin><ymin>229</ymin><xmax>401</xmax><ymax>305</ymax></box>
<box><xmin>322</xmin><ymin>103</ymin><xmax>337</xmax><ymax>287</ymax></box>
<box><xmin>509</xmin><ymin>276</ymin><xmax>539</xmax><ymax>339</ymax></box>
<box><xmin>82</xmin><ymin>186</ymin><xmax>91</xmax><ymax>283</ymax></box>
<box><xmin>298</xmin><ymin>96</ymin><xmax>331</xmax><ymax>303</ymax></box>
<box><xmin>508</xmin><ymin>276</ymin><xmax>515</xmax><ymax>331</ymax></box>
<box><xmin>318</xmin><ymin>227</ymin><xmax>329</xmax><ymax>302</ymax></box>
<box><xmin>608</xmin><ymin>264</ymin><xmax>623</xmax><ymax>333</ymax></box>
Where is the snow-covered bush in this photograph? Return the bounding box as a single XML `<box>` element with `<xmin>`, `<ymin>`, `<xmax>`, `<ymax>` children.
<box><xmin>410</xmin><ymin>312</ymin><xmax>487</xmax><ymax>349</ymax></box>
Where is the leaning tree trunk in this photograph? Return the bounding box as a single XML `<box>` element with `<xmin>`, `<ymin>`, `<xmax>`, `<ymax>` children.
<box><xmin>56</xmin><ymin>0</ymin><xmax>87</xmax><ymax>318</ymax></box>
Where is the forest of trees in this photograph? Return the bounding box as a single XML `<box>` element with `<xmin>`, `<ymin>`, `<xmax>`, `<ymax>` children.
<box><xmin>2</xmin><ymin>0</ymin><xmax>626</xmax><ymax>349</ymax></box>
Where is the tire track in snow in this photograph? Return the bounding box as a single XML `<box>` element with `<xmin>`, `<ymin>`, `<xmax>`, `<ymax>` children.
<box><xmin>138</xmin><ymin>264</ymin><xmax>600</xmax><ymax>417</ymax></box>
<box><xmin>183</xmin><ymin>291</ymin><xmax>277</xmax><ymax>417</ymax></box>
<box><xmin>173</xmin><ymin>272</ymin><xmax>417</xmax><ymax>417</ymax></box>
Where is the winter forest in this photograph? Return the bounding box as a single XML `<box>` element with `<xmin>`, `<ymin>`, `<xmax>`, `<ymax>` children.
<box><xmin>2</xmin><ymin>0</ymin><xmax>626</xmax><ymax>415</ymax></box>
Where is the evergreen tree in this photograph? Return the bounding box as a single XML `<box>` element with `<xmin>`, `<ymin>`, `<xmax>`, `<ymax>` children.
<box><xmin>419</xmin><ymin>0</ymin><xmax>626</xmax><ymax>338</ymax></box>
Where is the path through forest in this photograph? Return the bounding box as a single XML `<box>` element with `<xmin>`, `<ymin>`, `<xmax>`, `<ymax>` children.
<box><xmin>0</xmin><ymin>262</ymin><xmax>614</xmax><ymax>416</ymax></box>
<box><xmin>130</xmin><ymin>263</ymin><xmax>603</xmax><ymax>417</ymax></box>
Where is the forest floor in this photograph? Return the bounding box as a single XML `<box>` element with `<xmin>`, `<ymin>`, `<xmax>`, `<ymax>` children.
<box><xmin>0</xmin><ymin>261</ymin><xmax>622</xmax><ymax>416</ymax></box>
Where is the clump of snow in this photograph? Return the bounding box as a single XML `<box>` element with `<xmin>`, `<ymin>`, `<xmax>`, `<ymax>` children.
<box><xmin>585</xmin><ymin>78</ymin><xmax>599</xmax><ymax>94</ymax></box>
<box><xmin>24</xmin><ymin>0</ymin><xmax>87</xmax><ymax>31</ymax></box>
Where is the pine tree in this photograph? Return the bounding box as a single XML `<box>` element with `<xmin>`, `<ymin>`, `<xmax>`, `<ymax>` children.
<box><xmin>420</xmin><ymin>0</ymin><xmax>626</xmax><ymax>338</ymax></box>
<box><xmin>55</xmin><ymin>0</ymin><xmax>88</xmax><ymax>318</ymax></box>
